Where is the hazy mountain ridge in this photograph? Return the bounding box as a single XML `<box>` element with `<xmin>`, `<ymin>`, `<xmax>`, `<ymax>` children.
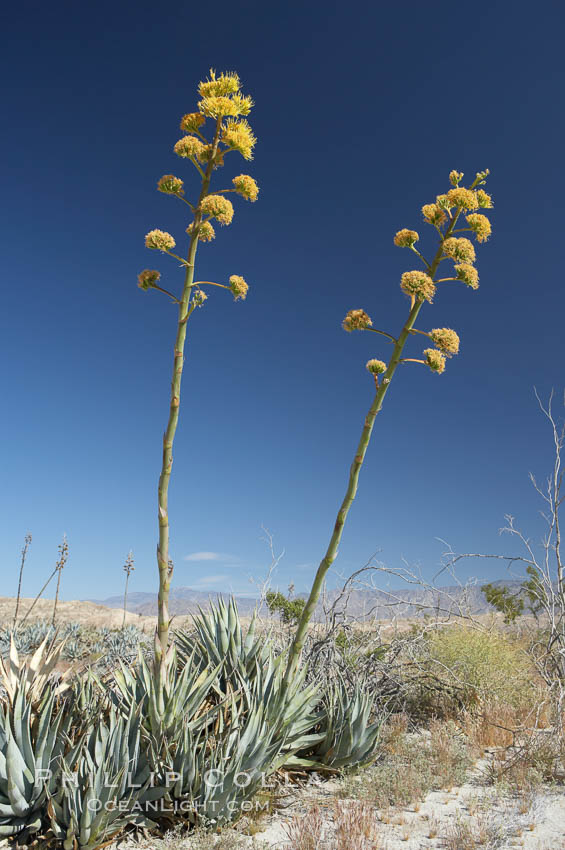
<box><xmin>87</xmin><ymin>579</ymin><xmax>524</xmax><ymax>621</ymax></box>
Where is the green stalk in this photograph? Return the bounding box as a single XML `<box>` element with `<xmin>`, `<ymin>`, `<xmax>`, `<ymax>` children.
<box><xmin>154</xmin><ymin>119</ymin><xmax>222</xmax><ymax>679</ymax></box>
<box><xmin>284</xmin><ymin>209</ymin><xmax>463</xmax><ymax>682</ymax></box>
<box><xmin>122</xmin><ymin>571</ymin><xmax>130</xmax><ymax>629</ymax></box>
<box><xmin>13</xmin><ymin>533</ymin><xmax>31</xmax><ymax>629</ymax></box>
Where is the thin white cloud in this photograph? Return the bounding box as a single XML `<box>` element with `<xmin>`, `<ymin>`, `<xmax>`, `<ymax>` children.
<box><xmin>183</xmin><ymin>551</ymin><xmax>238</xmax><ymax>562</ymax></box>
<box><xmin>189</xmin><ymin>574</ymin><xmax>229</xmax><ymax>586</ymax></box>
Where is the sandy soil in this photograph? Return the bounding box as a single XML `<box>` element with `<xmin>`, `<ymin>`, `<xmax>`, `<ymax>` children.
<box><xmin>0</xmin><ymin>596</ymin><xmax>157</xmax><ymax>630</ymax></box>
<box><xmin>252</xmin><ymin>757</ymin><xmax>565</xmax><ymax>849</ymax></box>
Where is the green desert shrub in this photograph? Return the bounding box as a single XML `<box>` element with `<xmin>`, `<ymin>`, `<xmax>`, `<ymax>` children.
<box><xmin>423</xmin><ymin>626</ymin><xmax>538</xmax><ymax>713</ymax></box>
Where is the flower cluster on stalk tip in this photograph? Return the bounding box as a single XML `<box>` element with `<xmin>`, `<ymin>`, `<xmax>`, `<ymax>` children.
<box><xmin>139</xmin><ymin>69</ymin><xmax>258</xmax><ymax>304</ymax></box>
<box><xmin>343</xmin><ymin>169</ymin><xmax>492</xmax><ymax>380</ymax></box>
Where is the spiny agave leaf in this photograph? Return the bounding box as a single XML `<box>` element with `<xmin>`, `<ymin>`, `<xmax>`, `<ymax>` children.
<box><xmin>0</xmin><ymin>813</ymin><xmax>41</xmax><ymax>836</ymax></box>
<box><xmin>299</xmin><ymin>679</ymin><xmax>387</xmax><ymax>770</ymax></box>
<box><xmin>1</xmin><ymin>635</ymin><xmax>71</xmax><ymax>706</ymax></box>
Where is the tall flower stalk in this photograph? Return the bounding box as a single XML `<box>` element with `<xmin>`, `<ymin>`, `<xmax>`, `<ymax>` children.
<box><xmin>13</xmin><ymin>532</ymin><xmax>32</xmax><ymax>628</ymax></box>
<box><xmin>51</xmin><ymin>534</ymin><xmax>69</xmax><ymax>628</ymax></box>
<box><xmin>138</xmin><ymin>71</ymin><xmax>258</xmax><ymax>685</ymax></box>
<box><xmin>285</xmin><ymin>170</ymin><xmax>493</xmax><ymax>681</ymax></box>
<box><xmin>122</xmin><ymin>550</ymin><xmax>135</xmax><ymax>629</ymax></box>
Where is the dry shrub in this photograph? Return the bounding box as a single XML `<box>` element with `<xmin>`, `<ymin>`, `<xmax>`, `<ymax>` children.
<box><xmin>333</xmin><ymin>800</ymin><xmax>381</xmax><ymax>850</ymax></box>
<box><xmin>284</xmin><ymin>805</ymin><xmax>324</xmax><ymax>850</ymax></box>
<box><xmin>441</xmin><ymin>813</ymin><xmax>504</xmax><ymax>850</ymax></box>
<box><xmin>462</xmin><ymin>687</ymin><xmax>553</xmax><ymax>751</ymax></box>
<box><xmin>339</xmin><ymin>719</ymin><xmax>473</xmax><ymax>809</ymax></box>
<box><xmin>486</xmin><ymin>731</ymin><xmax>562</xmax><ymax>789</ymax></box>
<box><xmin>285</xmin><ymin>802</ymin><xmax>382</xmax><ymax>850</ymax></box>
<box><xmin>426</xmin><ymin>627</ymin><xmax>538</xmax><ymax>711</ymax></box>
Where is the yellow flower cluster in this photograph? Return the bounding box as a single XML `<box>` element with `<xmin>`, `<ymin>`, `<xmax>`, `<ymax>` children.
<box><xmin>455</xmin><ymin>263</ymin><xmax>479</xmax><ymax>289</ymax></box>
<box><xmin>449</xmin><ymin>170</ymin><xmax>464</xmax><ymax>186</ymax></box>
<box><xmin>429</xmin><ymin>328</ymin><xmax>460</xmax><ymax>355</ymax></box>
<box><xmin>187</xmin><ymin>221</ymin><xmax>216</xmax><ymax>242</ymax></box>
<box><xmin>192</xmin><ymin>289</ymin><xmax>208</xmax><ymax>306</ymax></box>
<box><xmin>229</xmin><ymin>274</ymin><xmax>249</xmax><ymax>300</ymax></box>
<box><xmin>466</xmin><ymin>213</ymin><xmax>492</xmax><ymax>243</ymax></box>
<box><xmin>199</xmin><ymin>94</ymin><xmax>253</xmax><ymax>119</ymax></box>
<box><xmin>442</xmin><ymin>237</ymin><xmax>476</xmax><ymax>263</ymax></box>
<box><xmin>137</xmin><ymin>269</ymin><xmax>161</xmax><ymax>291</ymax></box>
<box><xmin>199</xmin><ymin>70</ymin><xmax>241</xmax><ymax>98</ymax></box>
<box><xmin>400</xmin><ymin>271</ymin><xmax>436</xmax><ymax>304</ymax></box>
<box><xmin>445</xmin><ymin>187</ymin><xmax>479</xmax><ymax>211</ymax></box>
<box><xmin>180</xmin><ymin>112</ymin><xmax>205</xmax><ymax>133</ymax></box>
<box><xmin>476</xmin><ymin>189</ymin><xmax>493</xmax><ymax>209</ymax></box>
<box><xmin>394</xmin><ymin>229</ymin><xmax>419</xmax><ymax>247</ymax></box>
<box><xmin>174</xmin><ymin>135</ymin><xmax>205</xmax><ymax>161</ymax></box>
<box><xmin>422</xmin><ymin>203</ymin><xmax>447</xmax><ymax>226</ymax></box>
<box><xmin>233</xmin><ymin>174</ymin><xmax>259</xmax><ymax>202</ymax></box>
<box><xmin>145</xmin><ymin>230</ymin><xmax>176</xmax><ymax>251</ymax></box>
<box><xmin>342</xmin><ymin>309</ymin><xmax>373</xmax><ymax>332</ymax></box>
<box><xmin>201</xmin><ymin>194</ymin><xmax>234</xmax><ymax>225</ymax></box>
<box><xmin>366</xmin><ymin>359</ymin><xmax>387</xmax><ymax>375</ymax></box>
<box><xmin>157</xmin><ymin>174</ymin><xmax>184</xmax><ymax>195</ymax></box>
<box><xmin>423</xmin><ymin>348</ymin><xmax>446</xmax><ymax>374</ymax></box>
<box><xmin>222</xmin><ymin>119</ymin><xmax>256</xmax><ymax>160</ymax></box>
<box><xmin>196</xmin><ymin>71</ymin><xmax>253</xmax><ymax>119</ymax></box>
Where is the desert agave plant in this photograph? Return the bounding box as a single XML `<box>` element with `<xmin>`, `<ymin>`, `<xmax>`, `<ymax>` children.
<box><xmin>1</xmin><ymin>622</ymin><xmax>55</xmax><ymax>657</ymax></box>
<box><xmin>137</xmin><ymin>70</ymin><xmax>259</xmax><ymax>683</ymax></box>
<box><xmin>175</xmin><ymin>597</ymin><xmax>270</xmax><ymax>691</ymax></box>
<box><xmin>286</xmin><ymin>169</ymin><xmax>493</xmax><ymax>681</ymax></box>
<box><xmin>298</xmin><ymin>679</ymin><xmax>386</xmax><ymax>770</ymax></box>
<box><xmin>0</xmin><ymin>635</ymin><xmax>70</xmax><ymax>706</ymax></box>
<box><xmin>112</xmin><ymin>643</ymin><xmax>219</xmax><ymax>739</ymax></box>
<box><xmin>0</xmin><ymin>679</ymin><xmax>68</xmax><ymax>838</ymax></box>
<box><xmin>163</xmin><ymin>703</ymin><xmax>283</xmax><ymax>826</ymax></box>
<box><xmin>47</xmin><ymin>705</ymin><xmax>165</xmax><ymax>849</ymax></box>
<box><xmin>238</xmin><ymin>655</ymin><xmax>323</xmax><ymax>769</ymax></box>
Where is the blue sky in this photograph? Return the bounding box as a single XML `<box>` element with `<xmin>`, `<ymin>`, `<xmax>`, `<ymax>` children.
<box><xmin>2</xmin><ymin>0</ymin><xmax>564</xmax><ymax>602</ymax></box>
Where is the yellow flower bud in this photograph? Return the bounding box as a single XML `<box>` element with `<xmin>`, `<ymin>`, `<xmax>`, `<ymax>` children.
<box><xmin>454</xmin><ymin>263</ymin><xmax>479</xmax><ymax>289</ymax></box>
<box><xmin>435</xmin><ymin>193</ymin><xmax>452</xmax><ymax>211</ymax></box>
<box><xmin>137</xmin><ymin>269</ymin><xmax>161</xmax><ymax>291</ymax></box>
<box><xmin>201</xmin><ymin>194</ymin><xmax>234</xmax><ymax>225</ymax></box>
<box><xmin>229</xmin><ymin>274</ymin><xmax>249</xmax><ymax>300</ymax></box>
<box><xmin>422</xmin><ymin>204</ymin><xmax>447</xmax><ymax>226</ymax></box>
<box><xmin>423</xmin><ymin>348</ymin><xmax>446</xmax><ymax>374</ymax></box>
<box><xmin>198</xmin><ymin>96</ymin><xmax>239</xmax><ymax>119</ymax></box>
<box><xmin>157</xmin><ymin>175</ymin><xmax>184</xmax><ymax>195</ymax></box>
<box><xmin>446</xmin><ymin>188</ymin><xmax>479</xmax><ymax>211</ymax></box>
<box><xmin>198</xmin><ymin>70</ymin><xmax>241</xmax><ymax>98</ymax></box>
<box><xmin>232</xmin><ymin>174</ymin><xmax>259</xmax><ymax>202</ymax></box>
<box><xmin>145</xmin><ymin>230</ymin><xmax>175</xmax><ymax>251</ymax></box>
<box><xmin>366</xmin><ymin>359</ymin><xmax>387</xmax><ymax>375</ymax></box>
<box><xmin>476</xmin><ymin>189</ymin><xmax>493</xmax><ymax>209</ymax></box>
<box><xmin>187</xmin><ymin>221</ymin><xmax>216</xmax><ymax>242</ymax></box>
<box><xmin>174</xmin><ymin>135</ymin><xmax>205</xmax><ymax>161</ymax></box>
<box><xmin>180</xmin><ymin>112</ymin><xmax>205</xmax><ymax>133</ymax></box>
<box><xmin>442</xmin><ymin>237</ymin><xmax>476</xmax><ymax>264</ymax></box>
<box><xmin>429</xmin><ymin>328</ymin><xmax>460</xmax><ymax>356</ymax></box>
<box><xmin>400</xmin><ymin>271</ymin><xmax>436</xmax><ymax>304</ymax></box>
<box><xmin>221</xmin><ymin>119</ymin><xmax>256</xmax><ymax>160</ymax></box>
<box><xmin>466</xmin><ymin>213</ymin><xmax>492</xmax><ymax>243</ymax></box>
<box><xmin>342</xmin><ymin>309</ymin><xmax>373</xmax><ymax>332</ymax></box>
<box><xmin>449</xmin><ymin>170</ymin><xmax>464</xmax><ymax>186</ymax></box>
<box><xmin>394</xmin><ymin>229</ymin><xmax>419</xmax><ymax>248</ymax></box>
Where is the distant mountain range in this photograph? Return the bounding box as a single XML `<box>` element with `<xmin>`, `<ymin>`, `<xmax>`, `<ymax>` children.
<box><xmin>87</xmin><ymin>579</ymin><xmax>524</xmax><ymax>621</ymax></box>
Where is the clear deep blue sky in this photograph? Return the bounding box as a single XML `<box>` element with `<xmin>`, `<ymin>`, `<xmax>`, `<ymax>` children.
<box><xmin>2</xmin><ymin>0</ymin><xmax>564</xmax><ymax>601</ymax></box>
